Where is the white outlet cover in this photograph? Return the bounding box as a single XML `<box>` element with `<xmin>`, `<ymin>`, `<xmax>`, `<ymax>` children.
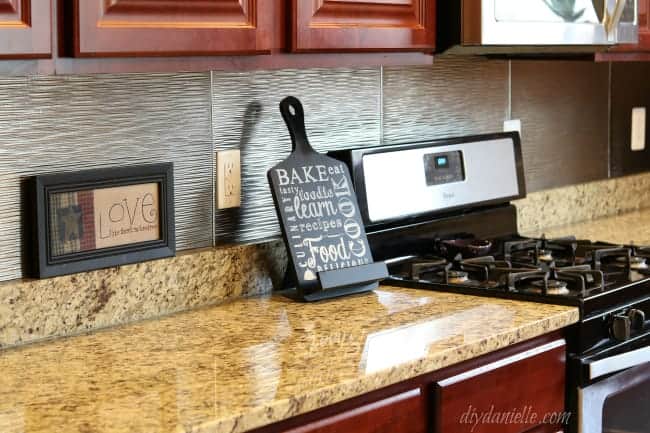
<box><xmin>503</xmin><ymin>119</ymin><xmax>522</xmax><ymax>136</ymax></box>
<box><xmin>631</xmin><ymin>107</ymin><xmax>646</xmax><ymax>152</ymax></box>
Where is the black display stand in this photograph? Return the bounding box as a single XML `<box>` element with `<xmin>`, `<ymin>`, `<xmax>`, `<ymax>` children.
<box><xmin>268</xmin><ymin>96</ymin><xmax>388</xmax><ymax>302</ymax></box>
<box><xmin>310</xmin><ymin>261</ymin><xmax>388</xmax><ymax>301</ymax></box>
<box><xmin>282</xmin><ymin>261</ymin><xmax>388</xmax><ymax>302</ymax></box>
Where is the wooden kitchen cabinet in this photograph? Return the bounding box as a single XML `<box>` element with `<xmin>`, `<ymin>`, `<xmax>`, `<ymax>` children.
<box><xmin>433</xmin><ymin>339</ymin><xmax>566</xmax><ymax>433</ymax></box>
<box><xmin>61</xmin><ymin>0</ymin><xmax>436</xmax><ymax>57</ymax></box>
<box><xmin>290</xmin><ymin>0</ymin><xmax>436</xmax><ymax>52</ymax></box>
<box><xmin>0</xmin><ymin>0</ymin><xmax>435</xmax><ymax>73</ymax></box>
<box><xmin>283</xmin><ymin>389</ymin><xmax>426</xmax><ymax>433</ymax></box>
<box><xmin>0</xmin><ymin>0</ymin><xmax>51</xmax><ymax>58</ymax></box>
<box><xmin>59</xmin><ymin>0</ymin><xmax>280</xmax><ymax>57</ymax></box>
<box><xmin>251</xmin><ymin>332</ymin><xmax>567</xmax><ymax>433</ymax></box>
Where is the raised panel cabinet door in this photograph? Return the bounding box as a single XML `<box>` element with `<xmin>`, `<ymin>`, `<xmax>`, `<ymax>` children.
<box><xmin>65</xmin><ymin>0</ymin><xmax>278</xmax><ymax>57</ymax></box>
<box><xmin>291</xmin><ymin>0</ymin><xmax>436</xmax><ymax>52</ymax></box>
<box><xmin>0</xmin><ymin>0</ymin><xmax>51</xmax><ymax>58</ymax></box>
<box><xmin>284</xmin><ymin>388</ymin><xmax>427</xmax><ymax>433</ymax></box>
<box><xmin>434</xmin><ymin>339</ymin><xmax>567</xmax><ymax>433</ymax></box>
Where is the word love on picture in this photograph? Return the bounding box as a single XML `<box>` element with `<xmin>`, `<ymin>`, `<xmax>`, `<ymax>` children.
<box><xmin>30</xmin><ymin>164</ymin><xmax>175</xmax><ymax>278</ymax></box>
<box><xmin>93</xmin><ymin>183</ymin><xmax>160</xmax><ymax>249</ymax></box>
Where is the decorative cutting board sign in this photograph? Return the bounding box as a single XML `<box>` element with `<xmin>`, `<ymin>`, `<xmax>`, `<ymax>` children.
<box><xmin>268</xmin><ymin>96</ymin><xmax>387</xmax><ymax>301</ymax></box>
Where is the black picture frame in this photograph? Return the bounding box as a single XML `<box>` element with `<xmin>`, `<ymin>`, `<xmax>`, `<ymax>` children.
<box><xmin>28</xmin><ymin>163</ymin><xmax>175</xmax><ymax>278</ymax></box>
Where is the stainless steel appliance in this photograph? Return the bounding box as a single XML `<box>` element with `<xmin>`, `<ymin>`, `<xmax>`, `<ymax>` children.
<box><xmin>330</xmin><ymin>132</ymin><xmax>650</xmax><ymax>433</ymax></box>
<box><xmin>438</xmin><ymin>0</ymin><xmax>639</xmax><ymax>54</ymax></box>
<box><xmin>578</xmin><ymin>339</ymin><xmax>649</xmax><ymax>433</ymax></box>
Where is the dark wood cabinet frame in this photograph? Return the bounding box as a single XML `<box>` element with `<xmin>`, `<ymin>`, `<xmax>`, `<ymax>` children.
<box><xmin>290</xmin><ymin>0</ymin><xmax>437</xmax><ymax>53</ymax></box>
<box><xmin>0</xmin><ymin>0</ymin><xmax>52</xmax><ymax>59</ymax></box>
<box><xmin>0</xmin><ymin>0</ymin><xmax>434</xmax><ymax>75</ymax></box>
<box><xmin>58</xmin><ymin>0</ymin><xmax>280</xmax><ymax>57</ymax></box>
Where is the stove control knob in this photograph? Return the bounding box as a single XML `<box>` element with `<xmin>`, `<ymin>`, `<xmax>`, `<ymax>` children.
<box><xmin>611</xmin><ymin>315</ymin><xmax>631</xmax><ymax>341</ymax></box>
<box><xmin>628</xmin><ymin>309</ymin><xmax>646</xmax><ymax>331</ymax></box>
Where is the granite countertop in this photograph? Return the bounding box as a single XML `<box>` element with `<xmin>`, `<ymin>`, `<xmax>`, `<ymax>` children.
<box><xmin>523</xmin><ymin>208</ymin><xmax>650</xmax><ymax>244</ymax></box>
<box><xmin>0</xmin><ymin>285</ymin><xmax>578</xmax><ymax>433</ymax></box>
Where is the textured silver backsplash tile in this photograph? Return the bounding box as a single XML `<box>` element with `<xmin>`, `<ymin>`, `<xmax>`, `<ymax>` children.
<box><xmin>382</xmin><ymin>57</ymin><xmax>509</xmax><ymax>144</ymax></box>
<box><xmin>512</xmin><ymin>61</ymin><xmax>609</xmax><ymax>192</ymax></box>
<box><xmin>211</xmin><ymin>68</ymin><xmax>381</xmax><ymax>244</ymax></box>
<box><xmin>0</xmin><ymin>73</ymin><xmax>213</xmax><ymax>281</ymax></box>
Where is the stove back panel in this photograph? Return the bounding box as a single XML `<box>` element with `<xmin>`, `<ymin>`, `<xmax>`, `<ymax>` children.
<box><xmin>330</xmin><ymin>132</ymin><xmax>525</xmax><ymax>228</ymax></box>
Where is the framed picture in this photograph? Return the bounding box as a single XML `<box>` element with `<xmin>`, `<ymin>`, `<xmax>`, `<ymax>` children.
<box><xmin>28</xmin><ymin>163</ymin><xmax>175</xmax><ymax>278</ymax></box>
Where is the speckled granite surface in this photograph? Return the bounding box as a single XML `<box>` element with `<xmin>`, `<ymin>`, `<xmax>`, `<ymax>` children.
<box><xmin>515</xmin><ymin>172</ymin><xmax>650</xmax><ymax>233</ymax></box>
<box><xmin>0</xmin><ymin>286</ymin><xmax>578</xmax><ymax>433</ymax></box>
<box><xmin>0</xmin><ymin>242</ymin><xmax>287</xmax><ymax>349</ymax></box>
<box><xmin>1</xmin><ymin>172</ymin><xmax>648</xmax><ymax>350</ymax></box>
<box><xmin>523</xmin><ymin>208</ymin><xmax>650</xmax><ymax>245</ymax></box>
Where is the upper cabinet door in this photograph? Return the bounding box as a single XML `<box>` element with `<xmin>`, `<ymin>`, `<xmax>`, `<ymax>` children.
<box><xmin>291</xmin><ymin>0</ymin><xmax>436</xmax><ymax>52</ymax></box>
<box><xmin>65</xmin><ymin>0</ymin><xmax>278</xmax><ymax>57</ymax></box>
<box><xmin>0</xmin><ymin>0</ymin><xmax>51</xmax><ymax>58</ymax></box>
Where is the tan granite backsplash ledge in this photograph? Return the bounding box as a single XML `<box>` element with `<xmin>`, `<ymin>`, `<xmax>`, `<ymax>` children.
<box><xmin>0</xmin><ymin>242</ymin><xmax>286</xmax><ymax>349</ymax></box>
<box><xmin>515</xmin><ymin>172</ymin><xmax>650</xmax><ymax>233</ymax></box>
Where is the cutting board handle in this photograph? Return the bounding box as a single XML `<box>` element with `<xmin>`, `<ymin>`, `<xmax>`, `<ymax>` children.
<box><xmin>280</xmin><ymin>96</ymin><xmax>314</xmax><ymax>154</ymax></box>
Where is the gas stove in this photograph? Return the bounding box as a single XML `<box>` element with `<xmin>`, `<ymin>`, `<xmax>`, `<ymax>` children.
<box><xmin>380</xmin><ymin>231</ymin><xmax>650</xmax><ymax>355</ymax></box>
<box><xmin>330</xmin><ymin>132</ymin><xmax>650</xmax><ymax>433</ymax></box>
<box><xmin>386</xmin><ymin>235</ymin><xmax>650</xmax><ymax>316</ymax></box>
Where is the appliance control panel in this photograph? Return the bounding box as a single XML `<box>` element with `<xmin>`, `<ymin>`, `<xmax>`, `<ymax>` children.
<box><xmin>359</xmin><ymin>134</ymin><xmax>523</xmax><ymax>224</ymax></box>
<box><xmin>423</xmin><ymin>151</ymin><xmax>465</xmax><ymax>186</ymax></box>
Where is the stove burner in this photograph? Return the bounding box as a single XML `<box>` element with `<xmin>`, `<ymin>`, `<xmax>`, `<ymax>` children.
<box><xmin>386</xmin><ymin>235</ymin><xmax>642</xmax><ymax>303</ymax></box>
<box><xmin>530</xmin><ymin>279</ymin><xmax>570</xmax><ymax>295</ymax></box>
<box><xmin>445</xmin><ymin>270</ymin><xmax>469</xmax><ymax>284</ymax></box>
<box><xmin>576</xmin><ymin>244</ymin><xmax>631</xmax><ymax>270</ymax></box>
<box><xmin>537</xmin><ymin>249</ymin><xmax>554</xmax><ymax>262</ymax></box>
<box><xmin>504</xmin><ymin>235</ymin><xmax>577</xmax><ymax>266</ymax></box>
<box><xmin>408</xmin><ymin>256</ymin><xmax>449</xmax><ymax>280</ymax></box>
<box><xmin>506</xmin><ymin>264</ymin><xmax>604</xmax><ymax>297</ymax></box>
<box><xmin>440</xmin><ymin>238</ymin><xmax>492</xmax><ymax>258</ymax></box>
<box><xmin>634</xmin><ymin>246</ymin><xmax>650</xmax><ymax>257</ymax></box>
<box><xmin>615</xmin><ymin>255</ymin><xmax>649</xmax><ymax>270</ymax></box>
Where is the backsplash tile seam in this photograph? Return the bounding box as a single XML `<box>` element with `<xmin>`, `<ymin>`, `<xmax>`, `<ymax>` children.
<box><xmin>210</xmin><ymin>67</ymin><xmax>382</xmax><ymax>245</ymax></box>
<box><xmin>209</xmin><ymin>71</ymin><xmax>217</xmax><ymax>247</ymax></box>
<box><xmin>379</xmin><ymin>65</ymin><xmax>385</xmax><ymax>145</ymax></box>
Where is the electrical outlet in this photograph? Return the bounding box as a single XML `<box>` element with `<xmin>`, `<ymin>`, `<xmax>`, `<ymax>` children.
<box><xmin>503</xmin><ymin>119</ymin><xmax>522</xmax><ymax>136</ymax></box>
<box><xmin>631</xmin><ymin>107</ymin><xmax>646</xmax><ymax>152</ymax></box>
<box><xmin>216</xmin><ymin>150</ymin><xmax>241</xmax><ymax>209</ymax></box>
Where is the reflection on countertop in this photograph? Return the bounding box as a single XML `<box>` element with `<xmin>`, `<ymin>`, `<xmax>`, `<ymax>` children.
<box><xmin>0</xmin><ymin>286</ymin><xmax>578</xmax><ymax>433</ymax></box>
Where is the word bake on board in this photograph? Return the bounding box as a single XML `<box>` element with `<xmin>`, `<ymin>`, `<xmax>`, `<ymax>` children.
<box><xmin>268</xmin><ymin>96</ymin><xmax>374</xmax><ymax>294</ymax></box>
